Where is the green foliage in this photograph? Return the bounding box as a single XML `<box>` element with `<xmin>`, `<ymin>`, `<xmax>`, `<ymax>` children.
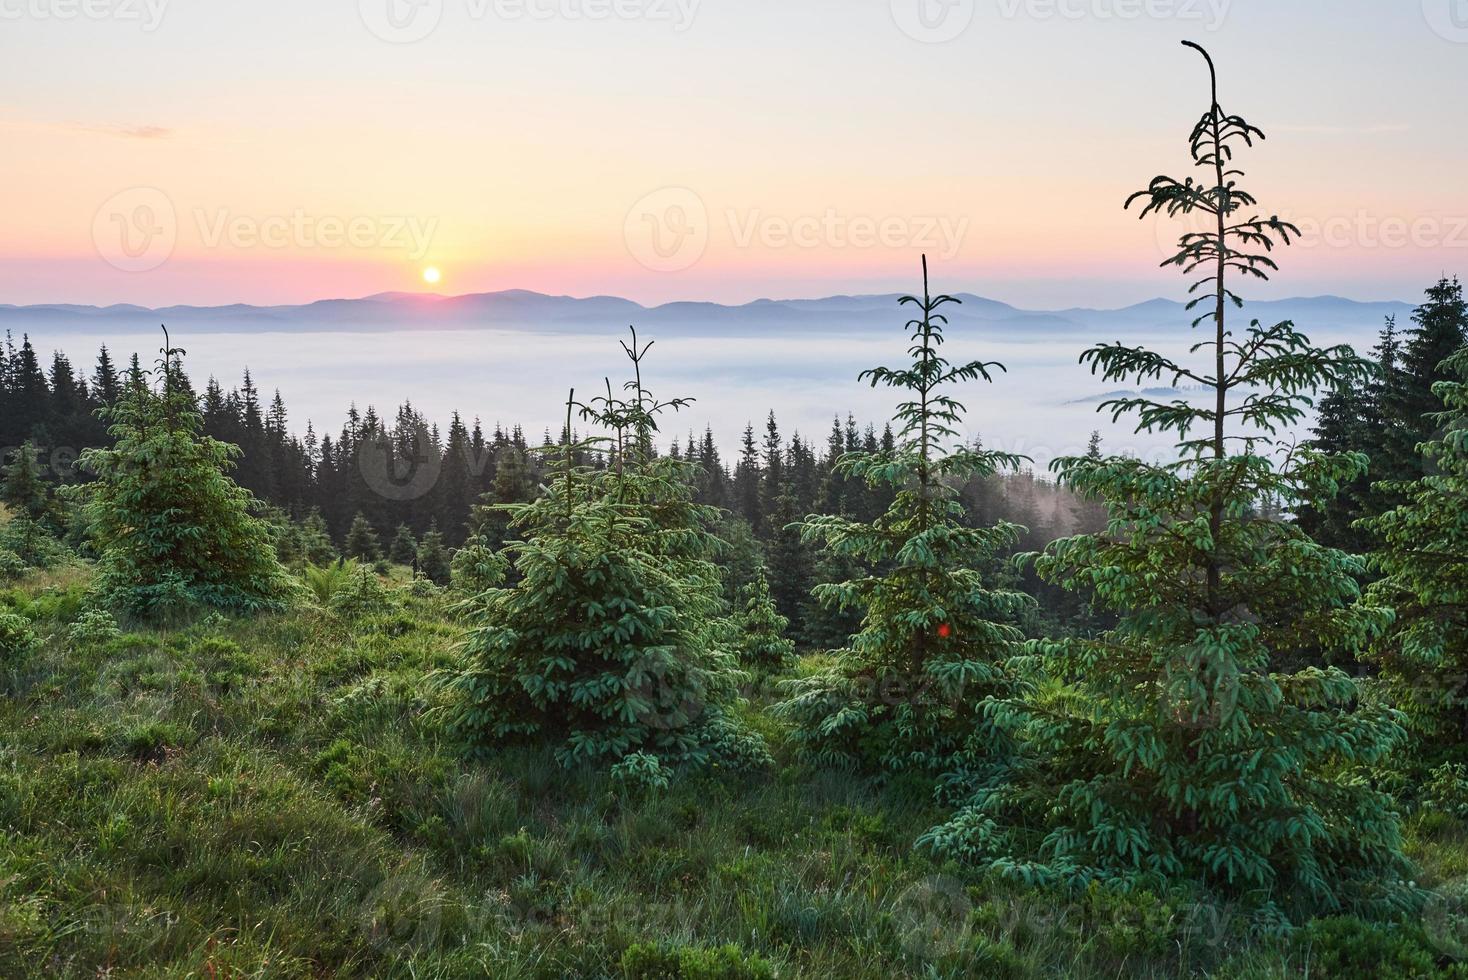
<box><xmin>2</xmin><ymin>555</ymin><xmax>1457</xmax><ymax>977</ymax></box>
<box><xmin>926</xmin><ymin>44</ymin><xmax>1415</xmax><ymax>922</ymax></box>
<box><xmin>0</xmin><ymin>548</ymin><xmax>22</xmax><ymax>580</ymax></box>
<box><xmin>344</xmin><ymin>512</ymin><xmax>381</xmax><ymax>562</ymax></box>
<box><xmin>0</xmin><ymin>514</ymin><xmax>69</xmax><ymax>572</ymax></box>
<box><xmin>1361</xmin><ymin>346</ymin><xmax>1468</xmax><ymax>765</ymax></box>
<box><xmin>406</xmin><ymin>575</ymin><xmax>442</xmax><ymax>600</ymax></box>
<box><xmin>1425</xmin><ymin>764</ymin><xmax>1468</xmax><ymax>821</ymax></box>
<box><xmin>731</xmin><ymin>569</ymin><xmax>795</xmax><ymax>671</ymax></box>
<box><xmin>328</xmin><ymin>564</ymin><xmax>391</xmax><ymax>618</ymax></box>
<box><xmin>621</xmin><ymin>940</ymin><xmax>775</xmax><ymax>979</ymax></box>
<box><xmin>775</xmin><ymin>257</ymin><xmax>1029</xmax><ymax>777</ymax></box>
<box><xmin>610</xmin><ymin>751</ymin><xmax>672</xmax><ymax>793</ymax></box>
<box><xmin>416</xmin><ymin>522</ymin><xmax>452</xmax><ymax>586</ymax></box>
<box><xmin>299</xmin><ymin>510</ymin><xmax>337</xmax><ymax>564</ymax></box>
<box><xmin>1</xmin><ymin>442</ymin><xmax>53</xmax><ymax>524</ymax></box>
<box><xmin>1296</xmin><ymin>916</ymin><xmax>1467</xmax><ymax>980</ymax></box>
<box><xmin>67</xmin><ymin>607</ymin><xmax>122</xmax><ymax>647</ymax></box>
<box><xmin>388</xmin><ymin>523</ymin><xmax>418</xmax><ymax>565</ymax></box>
<box><xmin>449</xmin><ymin>535</ymin><xmax>506</xmax><ymax>595</ymax></box>
<box><xmin>444</xmin><ymin>331</ymin><xmax>768</xmax><ymax>776</ymax></box>
<box><xmin>0</xmin><ymin>611</ymin><xmax>38</xmax><ymax>664</ymax></box>
<box><xmin>302</xmin><ymin>560</ymin><xmax>357</xmax><ymax>606</ymax></box>
<box><xmin>1379</xmin><ymin>279</ymin><xmax>1468</xmax><ymax>492</ymax></box>
<box><xmin>74</xmin><ymin>333</ymin><xmax>295</xmax><ymax>620</ymax></box>
<box><xmin>271</xmin><ymin>507</ymin><xmax>338</xmax><ymax>567</ymax></box>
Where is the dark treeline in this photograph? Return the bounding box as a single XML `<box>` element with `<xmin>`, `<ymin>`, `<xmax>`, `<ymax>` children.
<box><xmin>1298</xmin><ymin>276</ymin><xmax>1468</xmax><ymax>554</ymax></box>
<box><xmin>5</xmin><ymin>274</ymin><xmax>1458</xmax><ymax>643</ymax></box>
<box><xmin>0</xmin><ymin>331</ymin><xmax>1100</xmax><ymax>633</ymax></box>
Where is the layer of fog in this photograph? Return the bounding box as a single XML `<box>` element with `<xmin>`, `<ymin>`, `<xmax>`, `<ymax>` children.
<box><xmin>26</xmin><ymin>324</ymin><xmax>1328</xmax><ymax>473</ymax></box>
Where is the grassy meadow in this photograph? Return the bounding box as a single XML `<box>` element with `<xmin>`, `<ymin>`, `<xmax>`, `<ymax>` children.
<box><xmin>3</xmin><ymin>543</ymin><xmax>1468</xmax><ymax>979</ymax></box>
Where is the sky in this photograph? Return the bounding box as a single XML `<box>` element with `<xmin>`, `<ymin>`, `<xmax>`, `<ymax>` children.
<box><xmin>2</xmin><ymin>0</ymin><xmax>1465</xmax><ymax>309</ymax></box>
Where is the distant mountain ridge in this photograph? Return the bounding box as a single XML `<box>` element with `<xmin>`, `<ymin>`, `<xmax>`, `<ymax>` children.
<box><xmin>0</xmin><ymin>289</ymin><xmax>1414</xmax><ymax>340</ymax></box>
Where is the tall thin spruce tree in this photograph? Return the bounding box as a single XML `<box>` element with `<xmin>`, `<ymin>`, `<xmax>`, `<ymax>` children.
<box><xmin>922</xmin><ymin>43</ymin><xmax>1414</xmax><ymax>922</ymax></box>
<box><xmin>775</xmin><ymin>256</ymin><xmax>1030</xmax><ymax>777</ymax></box>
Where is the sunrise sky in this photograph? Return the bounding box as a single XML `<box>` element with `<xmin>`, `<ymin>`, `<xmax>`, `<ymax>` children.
<box><xmin>3</xmin><ymin>0</ymin><xmax>1465</xmax><ymax>308</ymax></box>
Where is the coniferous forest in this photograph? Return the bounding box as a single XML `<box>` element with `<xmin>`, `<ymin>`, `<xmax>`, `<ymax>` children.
<box><xmin>5</xmin><ymin>41</ymin><xmax>1468</xmax><ymax>980</ymax></box>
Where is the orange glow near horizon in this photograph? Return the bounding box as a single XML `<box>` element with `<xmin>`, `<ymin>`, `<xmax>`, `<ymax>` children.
<box><xmin>2</xmin><ymin>5</ymin><xmax>1463</xmax><ymax>309</ymax></box>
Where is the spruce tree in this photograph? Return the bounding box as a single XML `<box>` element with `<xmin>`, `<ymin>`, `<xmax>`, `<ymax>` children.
<box><xmin>764</xmin><ymin>490</ymin><xmax>813</xmax><ymax>627</ymax></box>
<box><xmin>416</xmin><ymin>522</ymin><xmax>452</xmax><ymax>586</ymax></box>
<box><xmin>1294</xmin><ymin>319</ymin><xmax>1397</xmax><ymax>555</ymax></box>
<box><xmin>923</xmin><ymin>43</ymin><xmax>1413</xmax><ymax>922</ymax></box>
<box><xmin>1</xmin><ymin>442</ymin><xmax>51</xmax><ymax>524</ymax></box>
<box><xmin>344</xmin><ymin>512</ymin><xmax>381</xmax><ymax>562</ymax></box>
<box><xmin>1381</xmin><ymin>278</ymin><xmax>1468</xmax><ymax>488</ymax></box>
<box><xmin>444</xmin><ymin>331</ymin><xmax>768</xmax><ymax>778</ymax></box>
<box><xmin>1360</xmin><ymin>346</ymin><xmax>1468</xmax><ymax>765</ymax></box>
<box><xmin>388</xmin><ymin>524</ymin><xmax>418</xmax><ymax>565</ymax></box>
<box><xmin>731</xmin><ymin>567</ymin><xmax>795</xmax><ymax>671</ymax></box>
<box><xmin>299</xmin><ymin>510</ymin><xmax>337</xmax><ymax>565</ymax></box>
<box><xmin>774</xmin><ymin>257</ymin><xmax>1030</xmax><ymax>776</ymax></box>
<box><xmin>75</xmin><ymin>329</ymin><xmax>295</xmax><ymax>619</ymax></box>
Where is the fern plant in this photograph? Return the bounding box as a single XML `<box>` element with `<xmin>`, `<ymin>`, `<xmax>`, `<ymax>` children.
<box><xmin>922</xmin><ymin>43</ymin><xmax>1415</xmax><ymax>923</ymax></box>
<box><xmin>303</xmin><ymin>560</ymin><xmax>360</xmax><ymax>606</ymax></box>
<box><xmin>774</xmin><ymin>257</ymin><xmax>1030</xmax><ymax>777</ymax></box>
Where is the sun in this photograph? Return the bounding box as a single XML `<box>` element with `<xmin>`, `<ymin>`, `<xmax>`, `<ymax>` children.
<box><xmin>422</xmin><ymin>266</ymin><xmax>441</xmax><ymax>285</ymax></box>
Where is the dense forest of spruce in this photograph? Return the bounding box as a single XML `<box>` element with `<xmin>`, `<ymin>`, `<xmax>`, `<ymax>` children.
<box><xmin>6</xmin><ymin>43</ymin><xmax>1468</xmax><ymax>978</ymax></box>
<box><xmin>0</xmin><ymin>328</ymin><xmax>1101</xmax><ymax>635</ymax></box>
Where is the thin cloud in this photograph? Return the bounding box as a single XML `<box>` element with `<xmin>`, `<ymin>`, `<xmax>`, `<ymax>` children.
<box><xmin>1274</xmin><ymin>123</ymin><xmax>1410</xmax><ymax>136</ymax></box>
<box><xmin>63</xmin><ymin>121</ymin><xmax>174</xmax><ymax>140</ymax></box>
<box><xmin>115</xmin><ymin>124</ymin><xmax>172</xmax><ymax>140</ymax></box>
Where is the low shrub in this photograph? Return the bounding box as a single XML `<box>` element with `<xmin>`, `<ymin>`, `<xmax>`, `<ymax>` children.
<box><xmin>68</xmin><ymin>608</ymin><xmax>122</xmax><ymax>647</ymax></box>
<box><xmin>621</xmin><ymin>940</ymin><xmax>776</xmax><ymax>979</ymax></box>
<box><xmin>0</xmin><ymin>612</ymin><xmax>38</xmax><ymax>664</ymax></box>
<box><xmin>1296</xmin><ymin>916</ymin><xmax>1465</xmax><ymax>980</ymax></box>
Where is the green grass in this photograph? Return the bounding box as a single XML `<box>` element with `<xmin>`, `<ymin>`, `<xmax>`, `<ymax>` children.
<box><xmin>1</xmin><ymin>567</ymin><xmax>1466</xmax><ymax>977</ymax></box>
